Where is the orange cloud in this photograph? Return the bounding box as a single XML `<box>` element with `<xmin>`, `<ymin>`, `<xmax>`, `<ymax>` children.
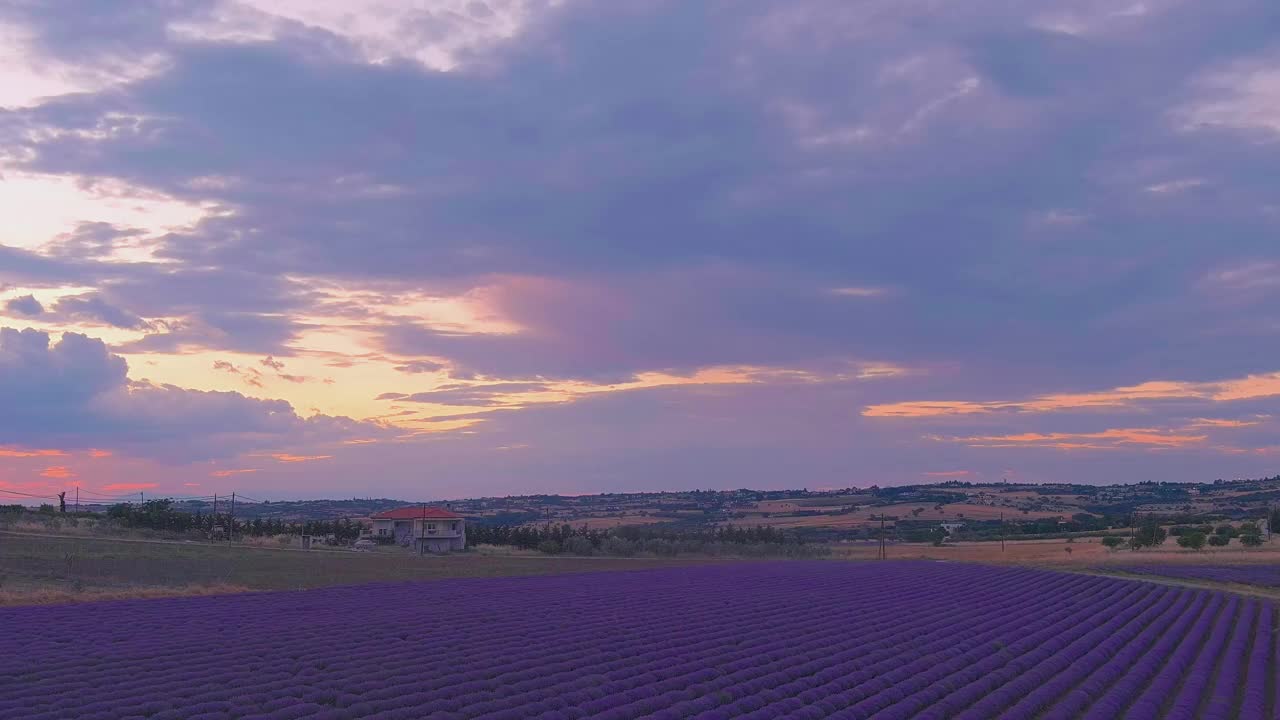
<box><xmin>343</xmin><ymin>438</ymin><xmax>378</xmax><ymax>445</ymax></box>
<box><xmin>101</xmin><ymin>483</ymin><xmax>158</xmax><ymax>492</ymax></box>
<box><xmin>0</xmin><ymin>447</ymin><xmax>68</xmax><ymax>458</ymax></box>
<box><xmin>941</xmin><ymin>427</ymin><xmax>1209</xmax><ymax>451</ymax></box>
<box><xmin>1212</xmin><ymin>373</ymin><xmax>1280</xmax><ymax>402</ymax></box>
<box><xmin>865</xmin><ymin>372</ymin><xmax>1280</xmax><ymax>419</ymax></box>
<box><xmin>269</xmin><ymin>454</ymin><xmax>333</xmax><ymax>463</ymax></box>
<box><xmin>88</xmin><ymin>449</ymin><xmax>113</xmax><ymax>458</ymax></box>
<box><xmin>39</xmin><ymin>466</ymin><xmax>76</xmax><ymax>478</ymax></box>
<box><xmin>864</xmin><ymin>401</ymin><xmax>996</xmax><ymax>418</ymax></box>
<box><xmin>211</xmin><ymin>469</ymin><xmax>260</xmax><ymax>477</ymax></box>
<box><xmin>1186</xmin><ymin>417</ymin><xmax>1265</xmax><ymax>428</ymax></box>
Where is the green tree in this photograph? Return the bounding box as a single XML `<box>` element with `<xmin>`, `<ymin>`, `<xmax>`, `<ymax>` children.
<box><xmin>1130</xmin><ymin>519</ymin><xmax>1167</xmax><ymax>549</ymax></box>
<box><xmin>1208</xmin><ymin>534</ymin><xmax>1230</xmax><ymax>547</ymax></box>
<box><xmin>1102</xmin><ymin>536</ymin><xmax>1125</xmax><ymax>550</ymax></box>
<box><xmin>1176</xmin><ymin>532</ymin><xmax>1206</xmax><ymax>550</ymax></box>
<box><xmin>1240</xmin><ymin>522</ymin><xmax>1263</xmax><ymax>547</ymax></box>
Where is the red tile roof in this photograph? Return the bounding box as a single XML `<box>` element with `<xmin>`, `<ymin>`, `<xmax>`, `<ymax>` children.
<box><xmin>371</xmin><ymin>507</ymin><xmax>462</xmax><ymax>520</ymax></box>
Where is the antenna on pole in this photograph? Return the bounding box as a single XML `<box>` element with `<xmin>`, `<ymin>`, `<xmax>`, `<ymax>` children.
<box><xmin>1000</xmin><ymin>511</ymin><xmax>1005</xmax><ymax>553</ymax></box>
<box><xmin>228</xmin><ymin>492</ymin><xmax>235</xmax><ymax>546</ymax></box>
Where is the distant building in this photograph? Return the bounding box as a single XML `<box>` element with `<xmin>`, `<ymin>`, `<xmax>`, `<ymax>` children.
<box><xmin>940</xmin><ymin>521</ymin><xmax>965</xmax><ymax>535</ymax></box>
<box><xmin>370</xmin><ymin>507</ymin><xmax>466</xmax><ymax>552</ymax></box>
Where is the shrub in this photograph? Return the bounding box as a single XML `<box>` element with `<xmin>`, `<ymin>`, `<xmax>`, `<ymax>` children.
<box><xmin>1240</xmin><ymin>534</ymin><xmax>1263</xmax><ymax>548</ymax></box>
<box><xmin>1176</xmin><ymin>532</ymin><xmax>1206</xmax><ymax>551</ymax></box>
<box><xmin>1101</xmin><ymin>536</ymin><xmax>1124</xmax><ymax>550</ymax></box>
<box><xmin>601</xmin><ymin>537</ymin><xmax>636</xmax><ymax>557</ymax></box>
<box><xmin>563</xmin><ymin>536</ymin><xmax>595</xmax><ymax>556</ymax></box>
<box><xmin>537</xmin><ymin>539</ymin><xmax>562</xmax><ymax>554</ymax></box>
<box><xmin>1208</xmin><ymin>534</ymin><xmax>1230</xmax><ymax>547</ymax></box>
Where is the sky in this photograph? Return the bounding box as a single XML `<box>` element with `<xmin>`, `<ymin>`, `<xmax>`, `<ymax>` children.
<box><xmin>2</xmin><ymin>0</ymin><xmax>1280</xmax><ymax>502</ymax></box>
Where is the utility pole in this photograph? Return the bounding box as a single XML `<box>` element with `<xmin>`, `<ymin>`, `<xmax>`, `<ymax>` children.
<box><xmin>878</xmin><ymin>516</ymin><xmax>886</xmax><ymax>560</ymax></box>
<box><xmin>212</xmin><ymin>494</ymin><xmax>218</xmax><ymax>542</ymax></box>
<box><xmin>1000</xmin><ymin>511</ymin><xmax>1005</xmax><ymax>553</ymax></box>
<box><xmin>75</xmin><ymin>486</ymin><xmax>79</xmax><ymax>513</ymax></box>
<box><xmin>419</xmin><ymin>502</ymin><xmax>427</xmax><ymax>555</ymax></box>
<box><xmin>228</xmin><ymin>492</ymin><xmax>235</xmax><ymax>545</ymax></box>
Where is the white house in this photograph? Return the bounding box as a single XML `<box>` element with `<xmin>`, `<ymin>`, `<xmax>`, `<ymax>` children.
<box><xmin>370</xmin><ymin>507</ymin><xmax>466</xmax><ymax>552</ymax></box>
<box><xmin>939</xmin><ymin>521</ymin><xmax>965</xmax><ymax>535</ymax></box>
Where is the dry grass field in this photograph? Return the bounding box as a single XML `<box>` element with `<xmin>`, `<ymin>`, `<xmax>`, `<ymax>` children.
<box><xmin>733</xmin><ymin>501</ymin><xmax>1069</xmax><ymax>529</ymax></box>
<box><xmin>832</xmin><ymin>535</ymin><xmax>1280</xmax><ymax>568</ymax></box>
<box><xmin>567</xmin><ymin>515</ymin><xmax>673</xmax><ymax>530</ymax></box>
<box><xmin>0</xmin><ymin>533</ymin><xmax>734</xmax><ymax>606</ymax></box>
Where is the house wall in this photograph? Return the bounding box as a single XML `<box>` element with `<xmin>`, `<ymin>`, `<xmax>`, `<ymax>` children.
<box><xmin>412</xmin><ymin>518</ymin><xmax>466</xmax><ymax>552</ymax></box>
<box><xmin>373</xmin><ymin>517</ymin><xmax>466</xmax><ymax>551</ymax></box>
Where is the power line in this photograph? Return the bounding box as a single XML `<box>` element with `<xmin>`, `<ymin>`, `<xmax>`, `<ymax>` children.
<box><xmin>0</xmin><ymin>489</ymin><xmax>61</xmax><ymax>500</ymax></box>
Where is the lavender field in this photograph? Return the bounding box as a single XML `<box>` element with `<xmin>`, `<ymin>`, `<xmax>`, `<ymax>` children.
<box><xmin>1109</xmin><ymin>564</ymin><xmax>1280</xmax><ymax>589</ymax></box>
<box><xmin>1</xmin><ymin>562</ymin><xmax>1275</xmax><ymax>720</ymax></box>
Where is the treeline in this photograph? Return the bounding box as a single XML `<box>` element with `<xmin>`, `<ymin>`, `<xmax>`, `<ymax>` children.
<box><xmin>106</xmin><ymin>500</ymin><xmax>363</xmax><ymax>541</ymax></box>
<box><xmin>468</xmin><ymin>522</ymin><xmax>828</xmax><ymax>558</ymax></box>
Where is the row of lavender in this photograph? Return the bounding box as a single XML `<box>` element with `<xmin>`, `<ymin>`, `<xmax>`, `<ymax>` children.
<box><xmin>1109</xmin><ymin>564</ymin><xmax>1280</xmax><ymax>588</ymax></box>
<box><xmin>1</xmin><ymin>562</ymin><xmax>1275</xmax><ymax>719</ymax></box>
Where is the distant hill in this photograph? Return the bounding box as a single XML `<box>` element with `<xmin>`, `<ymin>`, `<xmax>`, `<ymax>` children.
<box><xmin>147</xmin><ymin>476</ymin><xmax>1280</xmax><ymax>537</ymax></box>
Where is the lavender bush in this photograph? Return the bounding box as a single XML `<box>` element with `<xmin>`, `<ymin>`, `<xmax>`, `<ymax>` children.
<box><xmin>1111</xmin><ymin>564</ymin><xmax>1280</xmax><ymax>588</ymax></box>
<box><xmin>0</xmin><ymin>562</ymin><xmax>1273</xmax><ymax>719</ymax></box>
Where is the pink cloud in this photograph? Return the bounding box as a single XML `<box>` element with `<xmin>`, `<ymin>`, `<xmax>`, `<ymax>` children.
<box><xmin>210</xmin><ymin>469</ymin><xmax>259</xmax><ymax>477</ymax></box>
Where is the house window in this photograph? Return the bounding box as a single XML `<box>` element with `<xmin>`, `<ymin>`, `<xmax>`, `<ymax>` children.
<box><xmin>377</xmin><ymin>528</ymin><xmax>387</xmax><ymax>536</ymax></box>
<box><xmin>451</xmin><ymin>522</ymin><xmax>458</xmax><ymax>531</ymax></box>
<box><xmin>427</xmin><ymin>523</ymin><xmax>436</xmax><ymax>530</ymax></box>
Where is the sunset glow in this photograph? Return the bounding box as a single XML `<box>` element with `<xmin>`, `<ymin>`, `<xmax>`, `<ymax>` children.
<box><xmin>2</xmin><ymin>0</ymin><xmax>1279</xmax><ymax>500</ymax></box>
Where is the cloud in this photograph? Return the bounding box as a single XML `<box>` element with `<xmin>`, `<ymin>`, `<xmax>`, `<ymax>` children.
<box><xmin>266</xmin><ymin>453</ymin><xmax>333</xmax><ymax>463</ymax></box>
<box><xmin>4</xmin><ymin>295</ymin><xmax>44</xmax><ymax>316</ymax></box>
<box><xmin>863</xmin><ymin>373</ymin><xmax>1280</xmax><ymax>418</ymax></box>
<box><xmin>100</xmin><ymin>482</ymin><xmax>158</xmax><ymax>492</ymax></box>
<box><xmin>50</xmin><ymin>293</ymin><xmax>151</xmax><ymax>329</ymax></box>
<box><xmin>396</xmin><ymin>382</ymin><xmax>554</xmax><ymax>407</ymax></box>
<box><xmin>210</xmin><ymin>468</ymin><xmax>259</xmax><ymax>477</ymax></box>
<box><xmin>40</xmin><ymin>466</ymin><xmax>75</xmax><ymax>478</ymax></box>
<box><xmin>0</xmin><ymin>447</ymin><xmax>67</xmax><ymax>458</ymax></box>
<box><xmin>0</xmin><ymin>327</ymin><xmax>379</xmax><ymax>462</ymax></box>
<box><xmin>943</xmin><ymin>427</ymin><xmax>1210</xmax><ymax>451</ymax></box>
<box><xmin>393</xmin><ymin>360</ymin><xmax>447</xmax><ymax>374</ymax></box>
<box><xmin>3</xmin><ymin>0</ymin><xmax>1280</xmax><ymax>494</ymax></box>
